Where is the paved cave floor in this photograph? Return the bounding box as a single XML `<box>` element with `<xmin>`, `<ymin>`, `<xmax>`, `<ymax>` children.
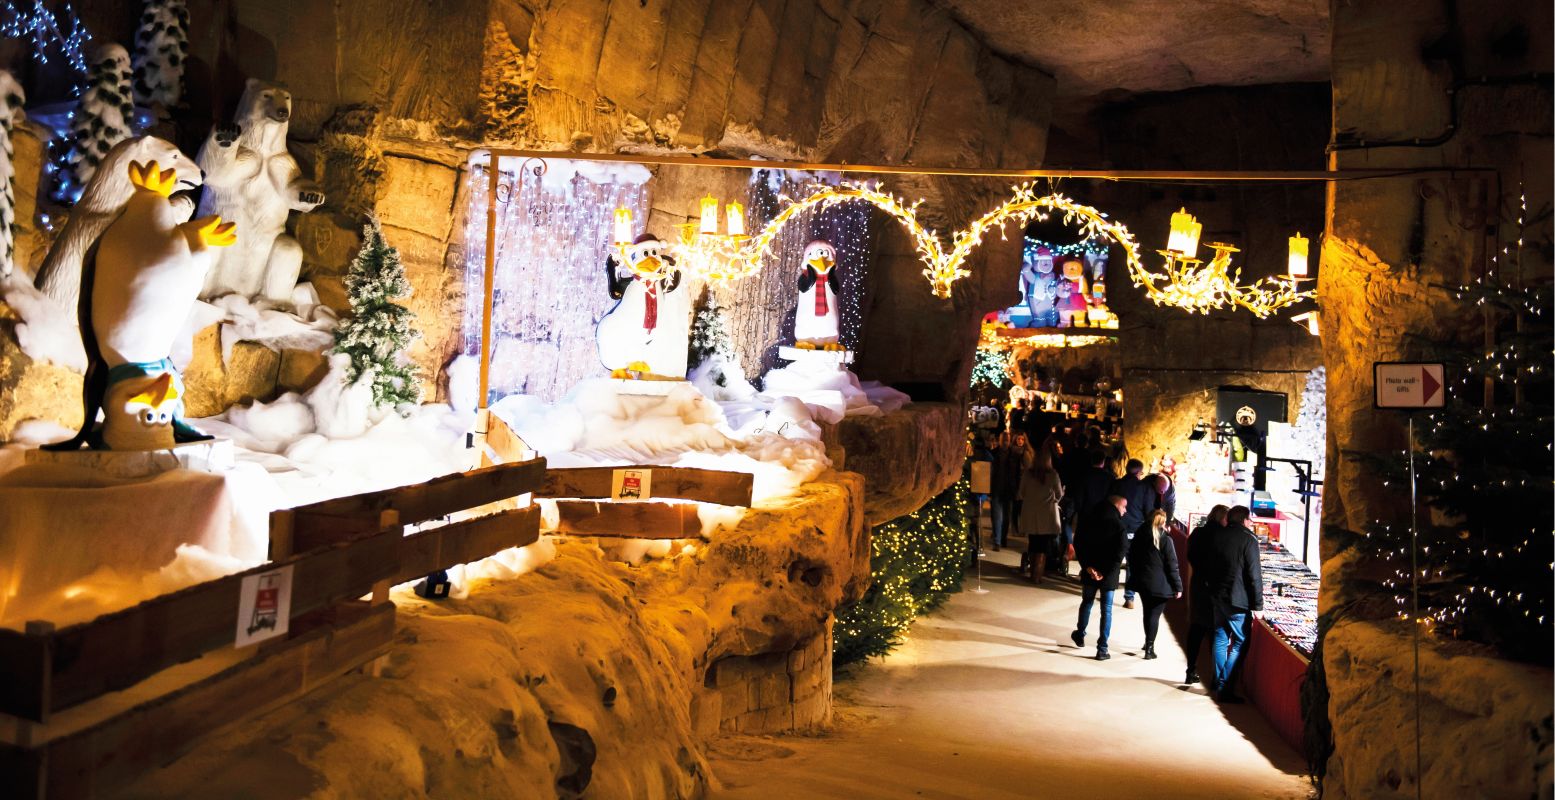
<box><xmin>708</xmin><ymin>546</ymin><xmax>1312</xmax><ymax>800</ymax></box>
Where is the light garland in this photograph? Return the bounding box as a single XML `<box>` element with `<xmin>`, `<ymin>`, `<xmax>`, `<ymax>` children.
<box><xmin>1024</xmin><ymin>236</ymin><xmax>1110</xmax><ymax>260</ymax></box>
<box><xmin>2</xmin><ymin>0</ymin><xmax>90</xmax><ymax>76</ymax></box>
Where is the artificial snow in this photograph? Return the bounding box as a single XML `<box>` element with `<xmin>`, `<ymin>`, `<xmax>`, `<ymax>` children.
<box><xmin>759</xmin><ymin>358</ymin><xmax>910</xmax><ymax>423</ymax></box>
<box><xmin>196</xmin><ymin>288</ymin><xmax>337</xmax><ymax>364</ymax></box>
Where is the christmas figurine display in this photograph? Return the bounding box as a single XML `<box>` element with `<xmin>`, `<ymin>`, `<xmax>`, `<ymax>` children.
<box><xmin>794</xmin><ymin>240</ymin><xmax>844</xmax><ymax>350</ymax></box>
<box><xmin>597</xmin><ymin>233</ymin><xmax>691</xmax><ymax>379</ymax></box>
<box><xmin>47</xmin><ymin>160</ymin><xmax>236</xmax><ymax>451</ymax></box>
<box><xmin>1023</xmin><ymin>245</ymin><xmax>1060</xmax><ymax>328</ymax></box>
<box><xmin>1056</xmin><ymin>257</ymin><xmax>1092</xmax><ymax>328</ymax></box>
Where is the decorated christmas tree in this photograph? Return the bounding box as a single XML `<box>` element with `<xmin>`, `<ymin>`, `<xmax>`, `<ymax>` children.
<box><xmin>1352</xmin><ymin>278</ymin><xmax>1552</xmax><ymax>664</ymax></box>
<box><xmin>54</xmin><ymin>43</ymin><xmax>133</xmax><ymax>204</ymax></box>
<box><xmin>131</xmin><ymin>0</ymin><xmax>189</xmax><ymax>111</ymax></box>
<box><xmin>332</xmin><ymin>218</ymin><xmax>422</xmax><ymax>409</ymax></box>
<box><xmin>0</xmin><ymin>70</ymin><xmax>23</xmax><ymax>277</ymax></box>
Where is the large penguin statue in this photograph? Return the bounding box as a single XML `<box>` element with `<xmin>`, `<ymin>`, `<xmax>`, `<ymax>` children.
<box><xmin>793</xmin><ymin>239</ymin><xmax>843</xmax><ymax>350</ymax></box>
<box><xmin>595</xmin><ymin>233</ymin><xmax>690</xmax><ymax>379</ymax></box>
<box><xmin>45</xmin><ymin>160</ymin><xmax>237</xmax><ymax>451</ymax></box>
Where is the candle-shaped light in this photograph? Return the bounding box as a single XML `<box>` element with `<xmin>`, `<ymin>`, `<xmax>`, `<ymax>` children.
<box><xmin>1291</xmin><ymin>310</ymin><xmax>1319</xmax><ymax>336</ymax></box>
<box><xmin>1288</xmin><ymin>232</ymin><xmax>1310</xmax><ymax>277</ymax></box>
<box><xmin>699</xmin><ymin>195</ymin><xmax>719</xmax><ymax>235</ymax></box>
<box><xmin>725</xmin><ymin>201</ymin><xmax>745</xmax><ymax>237</ymax></box>
<box><xmin>613</xmin><ymin>208</ymin><xmax>634</xmax><ymax>245</ymax></box>
<box><xmin>1167</xmin><ymin>207</ymin><xmax>1200</xmax><ymax>259</ymax></box>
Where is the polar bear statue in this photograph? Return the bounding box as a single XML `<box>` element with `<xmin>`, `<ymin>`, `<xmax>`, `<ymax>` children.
<box><xmin>197</xmin><ymin>79</ymin><xmax>323</xmax><ymax>303</ymax></box>
<box><xmin>33</xmin><ymin>136</ymin><xmax>198</xmax><ymax>314</ymax></box>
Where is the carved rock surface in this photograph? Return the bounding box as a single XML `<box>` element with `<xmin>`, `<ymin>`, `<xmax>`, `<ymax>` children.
<box><xmin>1323</xmin><ymin>620</ymin><xmax>1552</xmax><ymax>799</ymax></box>
<box><xmin>837</xmin><ymin>403</ymin><xmax>964</xmax><ymax>525</ymax></box>
<box><xmin>0</xmin><ymin>302</ymin><xmax>83</xmax><ymax>439</ymax></box>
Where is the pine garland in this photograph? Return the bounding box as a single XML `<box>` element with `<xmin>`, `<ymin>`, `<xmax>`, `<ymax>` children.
<box><xmin>1349</xmin><ymin>281</ymin><xmax>1552</xmax><ymax>664</ymax></box>
<box><xmin>332</xmin><ymin>218</ymin><xmax>422</xmax><ymax>410</ymax></box>
<box><xmin>834</xmin><ymin>476</ymin><xmax>975</xmax><ymax>666</ymax></box>
<box><xmin>971</xmin><ymin>347</ymin><xmax>1013</xmax><ymax>389</ymax></box>
<box><xmin>54</xmin><ymin>42</ymin><xmax>133</xmax><ymax>204</ymax></box>
<box><xmin>131</xmin><ymin>0</ymin><xmax>189</xmax><ymax>110</ymax></box>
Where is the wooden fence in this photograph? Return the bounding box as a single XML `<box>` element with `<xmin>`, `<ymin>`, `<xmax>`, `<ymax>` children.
<box><xmin>0</xmin><ymin>418</ymin><xmax>758</xmax><ymax>797</ymax></box>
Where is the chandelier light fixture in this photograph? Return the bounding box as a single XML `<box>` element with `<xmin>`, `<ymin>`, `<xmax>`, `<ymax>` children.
<box><xmin>1152</xmin><ymin>207</ymin><xmax>1315</xmax><ymax>318</ymax></box>
<box><xmin>613</xmin><ymin>195</ymin><xmax>751</xmax><ymax>281</ymax></box>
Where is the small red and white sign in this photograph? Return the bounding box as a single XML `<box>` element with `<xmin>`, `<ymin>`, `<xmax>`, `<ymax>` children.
<box><xmin>611</xmin><ymin>468</ymin><xmax>652</xmax><ymax>501</ymax></box>
<box><xmin>236</xmin><ymin>564</ymin><xmax>294</xmax><ymax>648</ymax></box>
<box><xmin>1374</xmin><ymin>362</ymin><xmax>1446</xmax><ymax>409</ymax></box>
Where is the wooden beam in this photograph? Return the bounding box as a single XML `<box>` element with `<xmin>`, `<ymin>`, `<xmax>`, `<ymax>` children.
<box><xmin>485</xmin><ymin>413</ymin><xmax>530</xmax><ymax>464</ymax></box>
<box><xmin>7</xmin><ymin>602</ymin><xmax>394</xmax><ymax>799</ymax></box>
<box><xmin>481</xmin><ymin>147</ymin><xmax>1486</xmax><ymax>183</ymax></box>
<box><xmin>35</xmin><ymin>530</ymin><xmax>398</xmax><ymax>720</ymax></box>
<box><xmin>553</xmin><ymin>501</ymin><xmax>703</xmax><ymax>539</ymax></box>
<box><xmin>295</xmin><ymin>458</ymin><xmax>546</xmax><ymax>528</ymax></box>
<box><xmin>0</xmin><ymin>629</ymin><xmax>51</xmax><ymax>725</ymax></box>
<box><xmin>538</xmin><ymin>466</ymin><xmax>753</xmax><ymax>507</ymax></box>
<box><xmin>395</xmin><ymin>506</ymin><xmax>541</xmax><ymax>584</ymax></box>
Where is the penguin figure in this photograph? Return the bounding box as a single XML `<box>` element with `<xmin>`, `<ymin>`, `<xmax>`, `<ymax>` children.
<box><xmin>596</xmin><ymin>233</ymin><xmax>690</xmax><ymax>378</ymax></box>
<box><xmin>794</xmin><ymin>240</ymin><xmax>842</xmax><ymax>350</ymax></box>
<box><xmin>46</xmin><ymin>160</ymin><xmax>236</xmax><ymax>451</ymax></box>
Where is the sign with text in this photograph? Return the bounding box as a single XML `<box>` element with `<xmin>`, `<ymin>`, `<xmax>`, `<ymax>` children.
<box><xmin>1374</xmin><ymin>362</ymin><xmax>1446</xmax><ymax>409</ymax></box>
<box><xmin>235</xmin><ymin>564</ymin><xmax>294</xmax><ymax>648</ymax></box>
<box><xmin>611</xmin><ymin>468</ymin><xmax>652</xmax><ymax>501</ymax></box>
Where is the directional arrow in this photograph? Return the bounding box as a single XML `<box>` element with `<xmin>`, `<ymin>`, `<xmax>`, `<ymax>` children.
<box><xmin>1421</xmin><ymin>366</ymin><xmax>1441</xmax><ymax>405</ymax></box>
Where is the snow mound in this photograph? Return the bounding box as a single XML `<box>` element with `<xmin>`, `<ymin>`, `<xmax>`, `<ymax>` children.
<box><xmin>759</xmin><ymin>359</ymin><xmax>910</xmax><ymax>423</ymax></box>
<box><xmin>199</xmin><ymin>289</ymin><xmax>337</xmax><ymax>364</ymax></box>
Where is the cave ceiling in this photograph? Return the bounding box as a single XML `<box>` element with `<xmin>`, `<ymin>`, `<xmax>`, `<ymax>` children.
<box><xmin>932</xmin><ymin>0</ymin><xmax>1330</xmax><ymax>105</ymax></box>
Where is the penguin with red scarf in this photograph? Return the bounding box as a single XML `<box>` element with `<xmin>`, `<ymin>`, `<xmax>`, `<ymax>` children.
<box><xmin>793</xmin><ymin>240</ymin><xmax>844</xmax><ymax>351</ymax></box>
<box><xmin>597</xmin><ymin>233</ymin><xmax>690</xmax><ymax>378</ymax></box>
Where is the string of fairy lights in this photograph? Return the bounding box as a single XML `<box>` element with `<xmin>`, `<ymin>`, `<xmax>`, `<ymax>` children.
<box><xmin>1358</xmin><ymin>182</ymin><xmax>1551</xmax><ymax>646</ymax></box>
<box><xmin>1</xmin><ymin>0</ymin><xmax>91</xmax><ymax>76</ymax></box>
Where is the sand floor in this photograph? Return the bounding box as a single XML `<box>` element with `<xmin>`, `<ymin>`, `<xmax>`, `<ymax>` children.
<box><xmin>708</xmin><ymin>546</ymin><xmax>1314</xmax><ymax>800</ymax></box>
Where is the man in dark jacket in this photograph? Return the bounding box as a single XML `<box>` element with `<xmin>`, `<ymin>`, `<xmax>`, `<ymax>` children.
<box><xmin>1070</xmin><ymin>495</ymin><xmax>1131</xmax><ymax>660</ymax></box>
<box><xmin>1187</xmin><ymin>505</ymin><xmax>1264</xmax><ymax>702</ymax></box>
<box><xmin>988</xmin><ymin>432</ymin><xmax>1028</xmax><ymax>551</ymax></box>
<box><xmin>1183</xmin><ymin>505</ymin><xmax>1229</xmax><ymax>685</ymax></box>
<box><xmin>1109</xmin><ymin>459</ymin><xmax>1155</xmax><ymax>608</ymax></box>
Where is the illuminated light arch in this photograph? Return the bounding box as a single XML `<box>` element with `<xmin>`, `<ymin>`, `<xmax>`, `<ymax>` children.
<box><xmin>721</xmin><ymin>181</ymin><xmax>1313</xmax><ymax>316</ymax></box>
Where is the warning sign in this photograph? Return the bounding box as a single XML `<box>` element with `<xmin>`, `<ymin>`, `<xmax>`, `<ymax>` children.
<box><xmin>1374</xmin><ymin>362</ymin><xmax>1446</xmax><ymax>409</ymax></box>
<box><xmin>235</xmin><ymin>565</ymin><xmax>293</xmax><ymax>648</ymax></box>
<box><xmin>611</xmin><ymin>468</ymin><xmax>653</xmax><ymax>501</ymax></box>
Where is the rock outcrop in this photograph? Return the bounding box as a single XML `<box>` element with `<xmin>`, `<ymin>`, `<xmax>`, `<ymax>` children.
<box><xmin>836</xmin><ymin>402</ymin><xmax>965</xmax><ymax>525</ymax></box>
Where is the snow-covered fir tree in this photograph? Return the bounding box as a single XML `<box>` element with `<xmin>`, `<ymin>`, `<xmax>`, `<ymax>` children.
<box><xmin>332</xmin><ymin>217</ymin><xmax>422</xmax><ymax>409</ymax></box>
<box><xmin>131</xmin><ymin>0</ymin><xmax>190</xmax><ymax>111</ymax></box>
<box><xmin>688</xmin><ymin>290</ymin><xmax>742</xmax><ymax>388</ymax></box>
<box><xmin>55</xmin><ymin>43</ymin><xmax>134</xmax><ymax>204</ymax></box>
<box><xmin>0</xmin><ymin>71</ymin><xmax>24</xmax><ymax>277</ymax></box>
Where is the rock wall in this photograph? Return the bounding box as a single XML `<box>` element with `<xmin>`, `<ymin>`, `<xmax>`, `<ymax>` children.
<box><xmin>706</xmin><ymin>619</ymin><xmax>833</xmax><ymax>734</ymax></box>
<box><xmin>835</xmin><ymin>402</ymin><xmax>965</xmax><ymax>525</ymax></box>
<box><xmin>1319</xmin><ymin>0</ymin><xmax>1552</xmax><ymax>796</ymax></box>
<box><xmin>1324</xmin><ymin>620</ymin><xmax>1553</xmax><ymax>799</ymax></box>
<box><xmin>130</xmin><ymin>469</ymin><xmax>868</xmax><ymax>799</ymax></box>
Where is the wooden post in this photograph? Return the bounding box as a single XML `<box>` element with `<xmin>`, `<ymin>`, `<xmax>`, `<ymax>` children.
<box><xmin>269</xmin><ymin>509</ymin><xmax>296</xmax><ymax>562</ymax></box>
<box><xmin>478</xmin><ymin>152</ymin><xmax>500</xmax><ymax>413</ymax></box>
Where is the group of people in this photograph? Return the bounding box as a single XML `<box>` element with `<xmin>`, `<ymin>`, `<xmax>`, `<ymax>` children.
<box><xmin>975</xmin><ymin>426</ymin><xmax>1267</xmax><ymax>702</ymax></box>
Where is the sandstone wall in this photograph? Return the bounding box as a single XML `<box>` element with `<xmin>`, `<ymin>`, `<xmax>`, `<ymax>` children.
<box><xmin>1319</xmin><ymin>0</ymin><xmax>1552</xmax><ymax>796</ymax></box>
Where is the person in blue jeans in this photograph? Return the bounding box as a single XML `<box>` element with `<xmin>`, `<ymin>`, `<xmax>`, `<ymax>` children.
<box><xmin>1070</xmin><ymin>494</ymin><xmax>1131</xmax><ymax>660</ymax></box>
<box><xmin>1187</xmin><ymin>505</ymin><xmax>1265</xmax><ymax>702</ymax></box>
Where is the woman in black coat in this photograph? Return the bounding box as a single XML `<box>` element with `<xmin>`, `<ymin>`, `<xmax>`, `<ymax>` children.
<box><xmin>1126</xmin><ymin>510</ymin><xmax>1182</xmax><ymax>660</ymax></box>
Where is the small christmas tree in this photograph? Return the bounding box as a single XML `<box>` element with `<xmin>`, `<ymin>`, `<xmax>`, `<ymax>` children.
<box><xmin>54</xmin><ymin>43</ymin><xmax>133</xmax><ymax>204</ymax></box>
<box><xmin>332</xmin><ymin>217</ymin><xmax>422</xmax><ymax>409</ymax></box>
<box><xmin>131</xmin><ymin>0</ymin><xmax>189</xmax><ymax>111</ymax></box>
<box><xmin>688</xmin><ymin>290</ymin><xmax>736</xmax><ymax>384</ymax></box>
<box><xmin>0</xmin><ymin>70</ymin><xmax>24</xmax><ymax>277</ymax></box>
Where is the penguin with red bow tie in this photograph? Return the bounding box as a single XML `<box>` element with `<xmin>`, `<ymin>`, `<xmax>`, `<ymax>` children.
<box><xmin>596</xmin><ymin>233</ymin><xmax>689</xmax><ymax>378</ymax></box>
<box><xmin>794</xmin><ymin>240</ymin><xmax>843</xmax><ymax>350</ymax></box>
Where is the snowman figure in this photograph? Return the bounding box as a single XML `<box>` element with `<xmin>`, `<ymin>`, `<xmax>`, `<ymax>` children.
<box><xmin>794</xmin><ymin>239</ymin><xmax>844</xmax><ymax>350</ymax></box>
<box><xmin>1023</xmin><ymin>245</ymin><xmax>1060</xmax><ymax>328</ymax></box>
<box><xmin>1056</xmin><ymin>257</ymin><xmax>1092</xmax><ymax>328</ymax></box>
<box><xmin>596</xmin><ymin>233</ymin><xmax>691</xmax><ymax>378</ymax></box>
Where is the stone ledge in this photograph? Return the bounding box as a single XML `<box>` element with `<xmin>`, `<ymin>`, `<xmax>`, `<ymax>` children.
<box><xmin>836</xmin><ymin>402</ymin><xmax>965</xmax><ymax>525</ymax></box>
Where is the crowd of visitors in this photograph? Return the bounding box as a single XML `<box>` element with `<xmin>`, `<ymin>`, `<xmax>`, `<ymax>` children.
<box><xmin>968</xmin><ymin>412</ymin><xmax>1265</xmax><ymax>702</ymax></box>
